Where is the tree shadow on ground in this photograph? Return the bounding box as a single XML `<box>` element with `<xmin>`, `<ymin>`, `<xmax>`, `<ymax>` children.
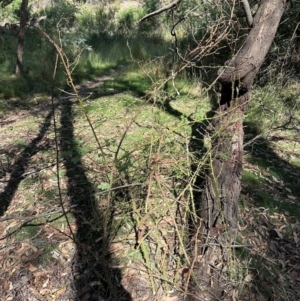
<box><xmin>237</xmin><ymin>121</ymin><xmax>300</xmax><ymax>300</ymax></box>
<box><xmin>59</xmin><ymin>96</ymin><xmax>132</xmax><ymax>301</ymax></box>
<box><xmin>0</xmin><ymin>106</ymin><xmax>55</xmax><ymax>216</ymax></box>
<box><xmin>244</xmin><ymin>121</ymin><xmax>300</xmax><ymax>200</ymax></box>
<box><xmin>81</xmin><ymin>75</ymin><xmax>148</xmax><ymax>100</ymax></box>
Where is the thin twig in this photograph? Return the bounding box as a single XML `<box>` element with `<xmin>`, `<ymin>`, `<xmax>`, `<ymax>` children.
<box><xmin>243</xmin><ymin>134</ymin><xmax>263</xmax><ymax>148</ymax></box>
<box><xmin>50</xmin><ymin>53</ymin><xmax>76</xmax><ymax>242</ymax></box>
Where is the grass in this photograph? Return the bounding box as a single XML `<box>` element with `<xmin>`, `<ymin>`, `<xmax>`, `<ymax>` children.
<box><xmin>0</xmin><ymin>2</ymin><xmax>300</xmax><ymax>301</ymax></box>
<box><xmin>1</xmin><ymin>61</ymin><xmax>299</xmax><ymax>301</ymax></box>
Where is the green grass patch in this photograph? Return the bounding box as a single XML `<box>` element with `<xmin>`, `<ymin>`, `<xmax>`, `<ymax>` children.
<box><xmin>242</xmin><ymin>170</ymin><xmax>262</xmax><ymax>187</ymax></box>
<box><xmin>290</xmin><ymin>157</ymin><xmax>300</xmax><ymax>167</ymax></box>
<box><xmin>19</xmin><ymin>224</ymin><xmax>40</xmax><ymax>239</ymax></box>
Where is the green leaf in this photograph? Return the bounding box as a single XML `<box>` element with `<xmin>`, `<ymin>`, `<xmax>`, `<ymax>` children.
<box><xmin>97</xmin><ymin>182</ymin><xmax>110</xmax><ymax>191</ymax></box>
<box><xmin>71</xmin><ymin>156</ymin><xmax>80</xmax><ymax>164</ymax></box>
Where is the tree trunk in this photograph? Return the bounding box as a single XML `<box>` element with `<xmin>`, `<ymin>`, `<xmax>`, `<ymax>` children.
<box><xmin>16</xmin><ymin>0</ymin><xmax>28</xmax><ymax>76</ymax></box>
<box><xmin>194</xmin><ymin>1</ymin><xmax>287</xmax><ymax>299</ymax></box>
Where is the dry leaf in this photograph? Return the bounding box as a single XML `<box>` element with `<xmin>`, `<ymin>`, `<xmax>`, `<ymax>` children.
<box><xmin>161</xmin><ymin>296</ymin><xmax>178</xmax><ymax>301</ymax></box>
<box><xmin>21</xmin><ymin>249</ymin><xmax>44</xmax><ymax>263</ymax></box>
<box><xmin>274</xmin><ymin>229</ymin><xmax>283</xmax><ymax>239</ymax></box>
<box><xmin>42</xmin><ymin>278</ymin><xmax>49</xmax><ymax>288</ymax></box>
<box><xmin>34</xmin><ymin>270</ymin><xmax>47</xmax><ymax>278</ymax></box>
<box><xmin>40</xmin><ymin>288</ymin><xmax>50</xmax><ymax>296</ymax></box>
<box><xmin>238</xmin><ymin>223</ymin><xmax>248</xmax><ymax>231</ymax></box>
<box><xmin>293</xmin><ymin>232</ymin><xmax>299</xmax><ymax>244</ymax></box>
<box><xmin>244</xmin><ymin>274</ymin><xmax>253</xmax><ymax>282</ymax></box>
<box><xmin>55</xmin><ymin>287</ymin><xmax>66</xmax><ymax>300</ymax></box>
<box><xmin>27</xmin><ymin>263</ymin><xmax>38</xmax><ymax>272</ymax></box>
<box><xmin>0</xmin><ymin>277</ymin><xmax>9</xmax><ymax>291</ymax></box>
<box><xmin>29</xmin><ymin>244</ymin><xmax>38</xmax><ymax>252</ymax></box>
<box><xmin>52</xmin><ymin>249</ymin><xmax>61</xmax><ymax>261</ymax></box>
<box><xmin>16</xmin><ymin>243</ymin><xmax>31</xmax><ymax>255</ymax></box>
<box><xmin>59</xmin><ymin>241</ymin><xmax>74</xmax><ymax>256</ymax></box>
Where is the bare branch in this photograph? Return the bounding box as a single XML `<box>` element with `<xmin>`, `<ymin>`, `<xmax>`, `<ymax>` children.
<box><xmin>138</xmin><ymin>0</ymin><xmax>183</xmax><ymax>23</ymax></box>
<box><xmin>241</xmin><ymin>0</ymin><xmax>253</xmax><ymax>27</ymax></box>
<box><xmin>29</xmin><ymin>14</ymin><xmax>47</xmax><ymax>26</ymax></box>
<box><xmin>243</xmin><ymin>134</ymin><xmax>263</xmax><ymax>148</ymax></box>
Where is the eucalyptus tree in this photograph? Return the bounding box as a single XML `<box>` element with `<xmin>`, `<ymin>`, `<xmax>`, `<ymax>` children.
<box><xmin>0</xmin><ymin>0</ymin><xmax>28</xmax><ymax>76</ymax></box>
<box><xmin>0</xmin><ymin>0</ymin><xmax>45</xmax><ymax>76</ymax></box>
<box><xmin>140</xmin><ymin>0</ymin><xmax>288</xmax><ymax>299</ymax></box>
<box><xmin>15</xmin><ymin>0</ymin><xmax>28</xmax><ymax>76</ymax></box>
<box><xmin>197</xmin><ymin>1</ymin><xmax>287</xmax><ymax>299</ymax></box>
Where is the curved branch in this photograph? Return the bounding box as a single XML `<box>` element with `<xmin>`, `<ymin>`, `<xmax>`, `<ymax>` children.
<box><xmin>138</xmin><ymin>0</ymin><xmax>183</xmax><ymax>23</ymax></box>
<box><xmin>29</xmin><ymin>14</ymin><xmax>47</xmax><ymax>26</ymax></box>
<box><xmin>219</xmin><ymin>0</ymin><xmax>287</xmax><ymax>84</ymax></box>
<box><xmin>241</xmin><ymin>0</ymin><xmax>253</xmax><ymax>27</ymax></box>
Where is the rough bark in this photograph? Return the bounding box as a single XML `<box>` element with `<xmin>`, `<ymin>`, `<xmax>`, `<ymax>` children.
<box><xmin>194</xmin><ymin>1</ymin><xmax>287</xmax><ymax>300</ymax></box>
<box><xmin>16</xmin><ymin>0</ymin><xmax>28</xmax><ymax>76</ymax></box>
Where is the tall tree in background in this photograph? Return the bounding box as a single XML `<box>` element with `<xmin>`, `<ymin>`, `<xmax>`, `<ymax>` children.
<box><xmin>16</xmin><ymin>0</ymin><xmax>28</xmax><ymax>76</ymax></box>
<box><xmin>140</xmin><ymin>0</ymin><xmax>288</xmax><ymax>299</ymax></box>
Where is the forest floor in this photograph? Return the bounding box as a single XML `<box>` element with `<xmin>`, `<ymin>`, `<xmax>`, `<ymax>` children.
<box><xmin>0</xmin><ymin>66</ymin><xmax>300</xmax><ymax>301</ymax></box>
